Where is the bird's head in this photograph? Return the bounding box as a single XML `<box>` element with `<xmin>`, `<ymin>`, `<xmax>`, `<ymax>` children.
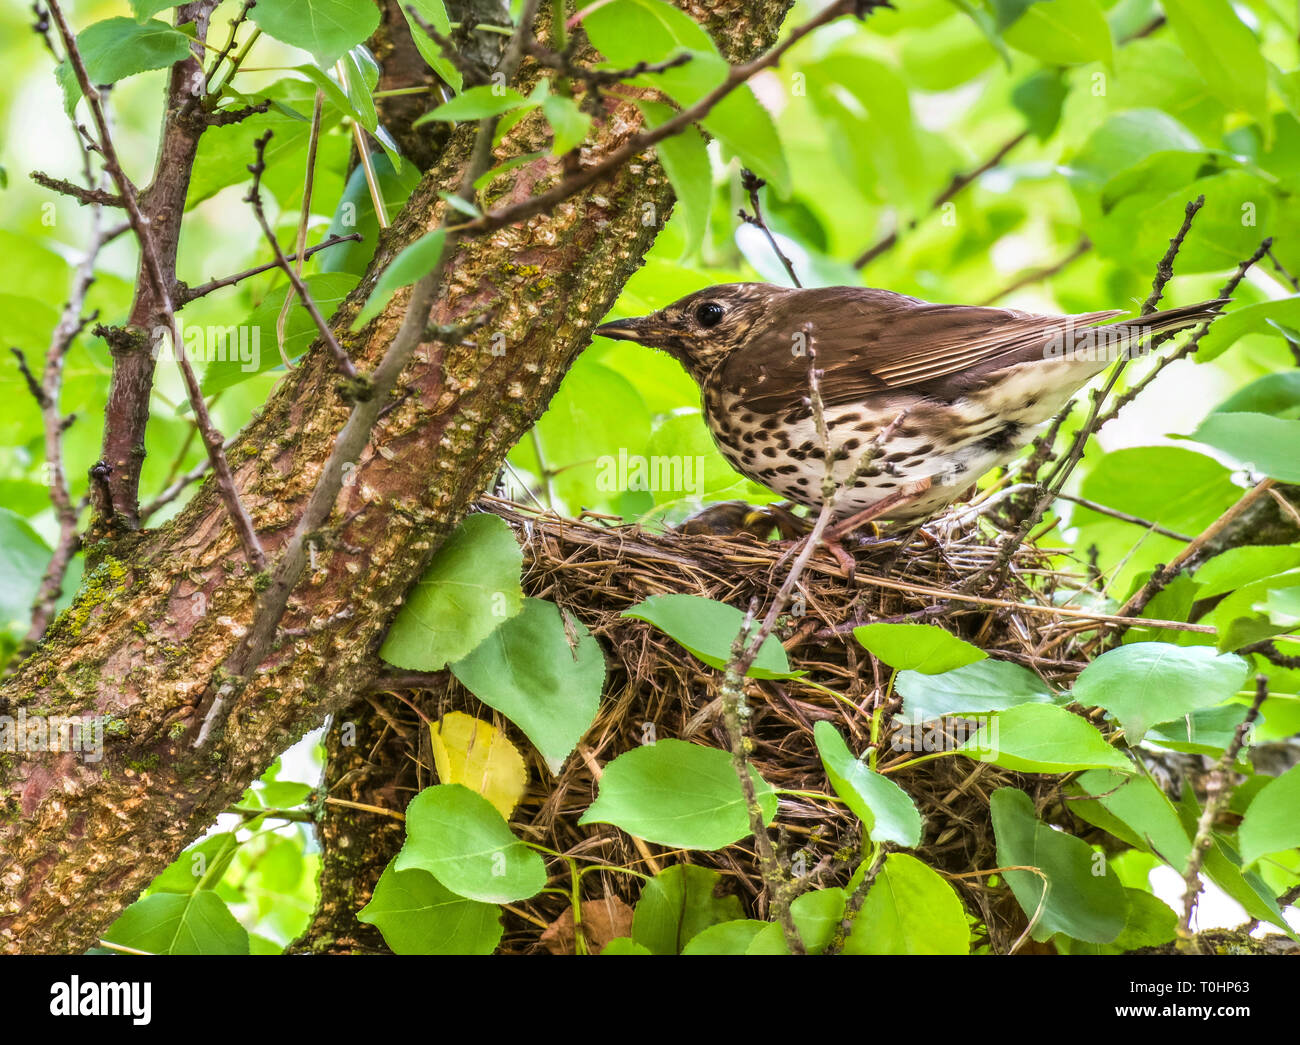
<box><xmin>594</xmin><ymin>283</ymin><xmax>783</xmax><ymax>379</ymax></box>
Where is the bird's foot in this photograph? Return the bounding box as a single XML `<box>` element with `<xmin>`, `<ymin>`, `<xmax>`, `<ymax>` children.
<box><xmin>814</xmin><ymin>479</ymin><xmax>933</xmax><ymax>579</ymax></box>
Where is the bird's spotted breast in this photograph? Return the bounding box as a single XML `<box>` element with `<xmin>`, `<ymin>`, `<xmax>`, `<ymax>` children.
<box><xmin>701</xmin><ymin>361</ymin><xmax>1079</xmax><ymax>521</ymax></box>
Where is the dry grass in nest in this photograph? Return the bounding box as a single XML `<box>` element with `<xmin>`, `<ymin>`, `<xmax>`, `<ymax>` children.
<box><xmin>417</xmin><ymin>496</ymin><xmax>1124</xmax><ymax>953</ymax></box>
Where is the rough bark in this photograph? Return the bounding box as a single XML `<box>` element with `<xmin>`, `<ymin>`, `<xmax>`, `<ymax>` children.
<box><xmin>0</xmin><ymin>0</ymin><xmax>793</xmax><ymax>955</ymax></box>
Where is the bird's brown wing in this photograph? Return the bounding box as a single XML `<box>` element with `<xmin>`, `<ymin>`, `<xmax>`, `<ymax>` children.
<box><xmin>719</xmin><ymin>287</ymin><xmax>1122</xmax><ymax>413</ymax></box>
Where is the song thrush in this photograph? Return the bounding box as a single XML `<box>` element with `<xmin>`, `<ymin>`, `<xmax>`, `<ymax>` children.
<box><xmin>595</xmin><ymin>284</ymin><xmax>1226</xmax><ymax>526</ymax></box>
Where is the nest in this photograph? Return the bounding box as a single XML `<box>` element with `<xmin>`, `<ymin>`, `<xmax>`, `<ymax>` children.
<box><xmin>415</xmin><ymin>495</ymin><xmax>1111</xmax><ymax>954</ymax></box>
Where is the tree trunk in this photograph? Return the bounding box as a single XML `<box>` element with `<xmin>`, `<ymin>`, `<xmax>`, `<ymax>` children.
<box><xmin>0</xmin><ymin>0</ymin><xmax>793</xmax><ymax>955</ymax></box>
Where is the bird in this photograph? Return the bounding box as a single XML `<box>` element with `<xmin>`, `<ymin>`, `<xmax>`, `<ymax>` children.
<box><xmin>594</xmin><ymin>283</ymin><xmax>1227</xmax><ymax>532</ymax></box>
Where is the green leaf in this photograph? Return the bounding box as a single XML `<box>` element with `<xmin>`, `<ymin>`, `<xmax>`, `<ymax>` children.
<box><xmin>630</xmin><ymin>864</ymin><xmax>744</xmax><ymax>954</ymax></box>
<box><xmin>990</xmin><ymin>788</ymin><xmax>1126</xmax><ymax>943</ymax></box>
<box><xmin>395</xmin><ymin>784</ymin><xmax>546</xmax><ymax>903</ymax></box>
<box><xmin>130</xmin><ymin>1</ymin><xmax>180</xmax><ymax>20</ymax></box>
<box><xmin>805</xmin><ymin>55</ymin><xmax>927</xmax><ymax>215</ymax></box>
<box><xmin>637</xmin><ymin>101</ymin><xmax>711</xmax><ymax>259</ymax></box>
<box><xmin>1193</xmin><ymin>545</ymin><xmax>1300</xmax><ymax>600</ymax></box>
<box><xmin>1205</xmin><ymin>568</ymin><xmax>1300</xmax><ymax>652</ymax></box>
<box><xmin>358</xmin><ymin>860</ymin><xmax>503</xmax><ymax>954</ymax></box>
<box><xmin>853</xmin><ymin>622</ymin><xmax>986</xmax><ymax>674</ymax></box>
<box><xmin>57</xmin><ymin>17</ymin><xmax>193</xmax><ymax>113</ymax></box>
<box><xmin>1075</xmin><ymin>446</ymin><xmax>1239</xmax><ymax>539</ymax></box>
<box><xmin>991</xmin><ymin>0</ymin><xmax>1039</xmax><ymax>30</ymax></box>
<box><xmin>1002</xmin><ymin>0</ymin><xmax>1113</xmax><ymax>67</ymax></box>
<box><xmin>379</xmin><ymin>513</ymin><xmax>523</xmax><ymax>671</ymax></box>
<box><xmin>790</xmin><ymin>888</ymin><xmax>847</xmax><ymax>955</ymax></box>
<box><xmin>401</xmin><ymin>0</ymin><xmax>462</xmax><ymax>90</ymax></box>
<box><xmin>416</xmin><ymin>83</ymin><xmax>522</xmax><ymax>124</ymax></box>
<box><xmin>680</xmin><ymin>919</ymin><xmax>772</xmax><ymax>954</ymax></box>
<box><xmin>1162</xmin><ymin>0</ymin><xmax>1270</xmax><ymax>141</ymax></box>
<box><xmin>339</xmin><ymin>46</ymin><xmax>380</xmax><ymax>132</ymax></box>
<box><xmin>704</xmin><ymin>86</ymin><xmax>790</xmax><ymax>197</ymax></box>
<box><xmin>1238</xmin><ymin>763</ymin><xmax>1300</xmax><ymax>865</ymax></box>
<box><xmin>895</xmin><ymin>659</ymin><xmax>1055</xmax><ymax>722</ymax></box>
<box><xmin>186</xmin><ymin>77</ymin><xmax>347</xmax><ymax>210</ymax></box>
<box><xmin>1011</xmin><ymin>69</ymin><xmax>1068</xmax><ymax>141</ymax></box>
<box><xmin>541</xmin><ymin>92</ymin><xmax>593</xmax><ymax>154</ymax></box>
<box><xmin>103</xmin><ymin>891</ymin><xmax>250</xmax><ymax>955</ymax></box>
<box><xmin>813</xmin><ymin>722</ymin><xmax>922</xmax><ymax>847</ymax></box>
<box><xmin>1190</xmin><ymin>297</ymin><xmax>1300</xmax><ymax>363</ymax></box>
<box><xmin>351</xmin><ymin>227</ymin><xmax>448</xmax><ymax>330</ymax></box>
<box><xmin>1057</xmin><ymin>888</ymin><xmax>1178</xmax><ymax>953</ymax></box>
<box><xmin>251</xmin><ymin>0</ymin><xmax>380</xmax><ymax>66</ymax></box>
<box><xmin>1068</xmin><ymin>770</ymin><xmax>1192</xmax><ymax>866</ymax></box>
<box><xmin>1173</xmin><ymin>787</ymin><xmax>1295</xmax><ymax>934</ymax></box>
<box><xmin>844</xmin><ymin>853</ymin><xmax>969</xmax><ymax>954</ymax></box>
<box><xmin>0</xmin><ymin>508</ymin><xmax>51</xmax><ymax>639</ymax></box>
<box><xmin>962</xmin><ymin>704</ymin><xmax>1132</xmax><ymax>774</ymax></box>
<box><xmin>149</xmin><ymin>834</ymin><xmax>239</xmax><ymax>894</ymax></box>
<box><xmin>621</xmin><ymin>593</ymin><xmax>800</xmax><ymax>679</ymax></box>
<box><xmin>1071</xmin><ymin>642</ymin><xmax>1248</xmax><ymax>742</ymax></box>
<box><xmin>1261</xmin><ymin>586</ymin><xmax>1300</xmax><ymax>627</ymax></box>
<box><xmin>450</xmin><ymin>598</ymin><xmax>604</xmax><ymax>774</ymax></box>
<box><xmin>1146</xmin><ymin>705</ymin><xmax>1254</xmax><ymax>757</ymax></box>
<box><xmin>601</xmin><ymin>937</ymin><xmax>652</xmax><ymax>954</ymax></box>
<box><xmin>1178</xmin><ymin>412</ymin><xmax>1300</xmax><ymax>483</ymax></box>
<box><xmin>319</xmin><ymin>151</ymin><xmax>421</xmax><ymax>277</ymax></box>
<box><xmin>579</xmin><ymin>738</ymin><xmax>778</xmax><ymax>850</ymax></box>
<box><xmin>416</xmin><ymin>85</ymin><xmax>530</xmax><ymax>124</ymax></box>
<box><xmin>1068</xmin><ymin>110</ymin><xmax>1203</xmax><ymax>191</ymax></box>
<box><xmin>1211</xmin><ymin>371</ymin><xmax>1300</xmax><ymax>417</ymax></box>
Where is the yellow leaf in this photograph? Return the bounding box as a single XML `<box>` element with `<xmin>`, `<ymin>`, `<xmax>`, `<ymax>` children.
<box><xmin>429</xmin><ymin>712</ymin><xmax>527</xmax><ymax>819</ymax></box>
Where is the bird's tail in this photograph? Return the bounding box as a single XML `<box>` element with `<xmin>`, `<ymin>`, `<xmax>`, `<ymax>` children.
<box><xmin>1095</xmin><ymin>297</ymin><xmax>1230</xmax><ymax>345</ymax></box>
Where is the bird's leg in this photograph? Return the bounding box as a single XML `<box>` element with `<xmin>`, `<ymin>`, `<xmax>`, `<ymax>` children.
<box><xmin>817</xmin><ymin>478</ymin><xmax>933</xmax><ymax>579</ymax></box>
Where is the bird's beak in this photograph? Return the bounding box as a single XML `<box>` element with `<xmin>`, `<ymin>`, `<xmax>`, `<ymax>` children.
<box><xmin>594</xmin><ymin>313</ymin><xmax>673</xmax><ymax>345</ymax></box>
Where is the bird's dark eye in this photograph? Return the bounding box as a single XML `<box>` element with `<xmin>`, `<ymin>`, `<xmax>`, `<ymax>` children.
<box><xmin>696</xmin><ymin>301</ymin><xmax>724</xmax><ymax>328</ymax></box>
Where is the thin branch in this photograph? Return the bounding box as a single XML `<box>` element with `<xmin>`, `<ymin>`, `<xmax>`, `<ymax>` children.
<box><xmin>1052</xmin><ymin>491</ymin><xmax>1193</xmax><ymax>541</ymax></box>
<box><xmin>29</xmin><ymin>171</ymin><xmax>123</xmax><ymax>207</ymax></box>
<box><xmin>204</xmin><ymin>0</ymin><xmax>257</xmax><ymax>89</ymax></box>
<box><xmin>47</xmin><ymin>0</ymin><xmax>265</xmax><ymax>570</ymax></box>
<box><xmin>174</xmin><ymin>233</ymin><xmax>363</xmax><ymax>304</ymax></box>
<box><xmin>1176</xmin><ymin>675</ymin><xmax>1268</xmax><ymax>950</ymax></box>
<box><xmin>826</xmin><ymin>845</ymin><xmax>889</xmax><ymax>954</ymax></box>
<box><xmin>526</xmin><ymin>40</ymin><xmax>694</xmax><ymax>88</ymax></box>
<box><xmin>738</xmin><ymin>167</ymin><xmax>801</xmax><ymax>287</ymax></box>
<box><xmin>1265</xmin><ymin>246</ymin><xmax>1300</xmax><ymax>292</ymax></box>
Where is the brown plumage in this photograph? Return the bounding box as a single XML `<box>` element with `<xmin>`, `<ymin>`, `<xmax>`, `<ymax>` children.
<box><xmin>596</xmin><ymin>283</ymin><xmax>1227</xmax><ymax>523</ymax></box>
